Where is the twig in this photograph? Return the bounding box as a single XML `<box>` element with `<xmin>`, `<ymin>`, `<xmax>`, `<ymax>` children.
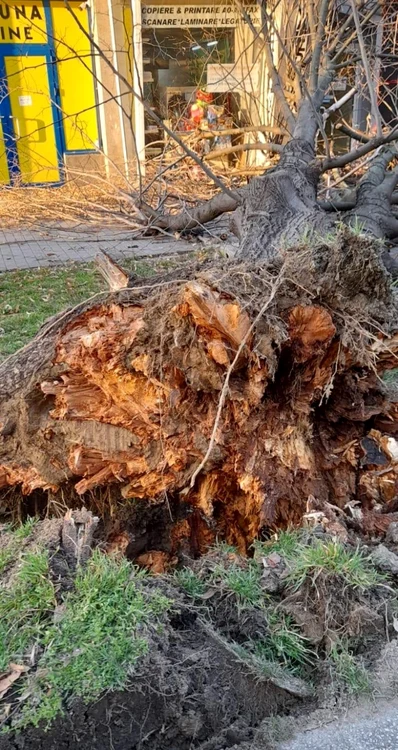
<box><xmin>189</xmin><ymin>268</ymin><xmax>284</xmax><ymax>488</ymax></box>
<box><xmin>349</xmin><ymin>0</ymin><xmax>382</xmax><ymax>137</ymax></box>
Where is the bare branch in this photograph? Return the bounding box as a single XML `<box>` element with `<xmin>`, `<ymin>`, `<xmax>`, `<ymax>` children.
<box><xmin>349</xmin><ymin>0</ymin><xmax>382</xmax><ymax>137</ymax></box>
<box><xmin>204</xmin><ymin>142</ymin><xmax>283</xmax><ymax>161</ymax></box>
<box><xmin>238</xmin><ymin>1</ymin><xmax>296</xmax><ymax>134</ymax></box>
<box><xmin>321</xmin><ymin>127</ymin><xmax>398</xmax><ymax>171</ymax></box>
<box><xmin>310</xmin><ymin>0</ymin><xmax>331</xmax><ymax>92</ymax></box>
<box><xmin>262</xmin><ymin>5</ymin><xmax>331</xmax><ymax>151</ymax></box>
<box><xmin>335</xmin><ymin>122</ymin><xmax>370</xmax><ymax>143</ymax></box>
<box><xmin>323</xmin><ymin>87</ymin><xmax>357</xmax><ymax>119</ymax></box>
<box><xmin>332</xmin><ymin>1</ymin><xmax>380</xmax><ymax>63</ymax></box>
<box><xmin>153</xmin><ymin>191</ymin><xmax>243</xmax><ymax>232</ymax></box>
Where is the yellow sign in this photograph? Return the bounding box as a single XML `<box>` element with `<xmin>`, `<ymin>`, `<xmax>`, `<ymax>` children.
<box><xmin>0</xmin><ymin>1</ymin><xmax>47</xmax><ymax>43</ymax></box>
<box><xmin>141</xmin><ymin>4</ymin><xmax>261</xmax><ymax>28</ymax></box>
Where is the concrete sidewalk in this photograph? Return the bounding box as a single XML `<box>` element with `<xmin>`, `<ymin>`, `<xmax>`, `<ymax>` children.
<box><xmin>0</xmin><ymin>225</ymin><xmax>195</xmax><ymax>272</ymax></box>
<box><xmin>279</xmin><ymin>704</ymin><xmax>398</xmax><ymax>749</ymax></box>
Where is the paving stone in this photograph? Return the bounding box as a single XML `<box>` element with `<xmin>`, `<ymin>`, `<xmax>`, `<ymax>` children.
<box><xmin>0</xmin><ymin>226</ymin><xmax>195</xmax><ymax>272</ymax></box>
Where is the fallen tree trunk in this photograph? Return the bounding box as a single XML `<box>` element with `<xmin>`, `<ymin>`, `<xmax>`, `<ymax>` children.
<box><xmin>1</xmin><ymin>231</ymin><xmax>398</xmax><ymax>553</ymax></box>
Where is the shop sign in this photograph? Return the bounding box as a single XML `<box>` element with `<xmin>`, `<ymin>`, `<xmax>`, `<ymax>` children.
<box><xmin>207</xmin><ymin>62</ymin><xmax>259</xmax><ymax>92</ymax></box>
<box><xmin>141</xmin><ymin>4</ymin><xmax>261</xmax><ymax>28</ymax></box>
<box><xmin>0</xmin><ymin>2</ymin><xmax>47</xmax><ymax>43</ymax></box>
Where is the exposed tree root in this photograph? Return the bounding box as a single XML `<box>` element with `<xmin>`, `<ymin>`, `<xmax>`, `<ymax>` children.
<box><xmin>1</xmin><ymin>231</ymin><xmax>398</xmax><ymax>554</ymax></box>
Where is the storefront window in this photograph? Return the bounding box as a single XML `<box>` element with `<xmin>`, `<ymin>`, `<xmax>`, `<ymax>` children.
<box><xmin>143</xmin><ymin>27</ymin><xmax>237</xmax><ymax>152</ymax></box>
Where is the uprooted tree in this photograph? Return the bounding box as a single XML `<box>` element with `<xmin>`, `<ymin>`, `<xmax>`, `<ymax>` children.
<box><xmin>1</xmin><ymin>0</ymin><xmax>398</xmax><ymax>556</ymax></box>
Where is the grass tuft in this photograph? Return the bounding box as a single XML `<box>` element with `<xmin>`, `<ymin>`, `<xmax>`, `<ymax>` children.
<box><xmin>174</xmin><ymin>568</ymin><xmax>207</xmax><ymax>598</ymax></box>
<box><xmin>330</xmin><ymin>643</ymin><xmax>370</xmax><ymax>695</ymax></box>
<box><xmin>15</xmin><ymin>551</ymin><xmax>171</xmax><ymax>729</ymax></box>
<box><xmin>211</xmin><ymin>561</ymin><xmax>264</xmax><ymax>607</ymax></box>
<box><xmin>12</xmin><ymin>517</ymin><xmax>38</xmax><ymax>541</ymax></box>
<box><xmin>0</xmin><ymin>549</ymin><xmax>55</xmax><ymax>672</ymax></box>
<box><xmin>0</xmin><ymin>545</ymin><xmax>15</xmax><ymax>573</ymax></box>
<box><xmin>0</xmin><ymin>517</ymin><xmax>39</xmax><ymax>574</ymax></box>
<box><xmin>287</xmin><ymin>540</ymin><xmax>384</xmax><ymax>591</ymax></box>
<box><xmin>253</xmin><ymin>612</ymin><xmax>315</xmax><ymax>674</ymax></box>
<box><xmin>254</xmin><ymin>528</ymin><xmax>303</xmax><ymax>560</ymax></box>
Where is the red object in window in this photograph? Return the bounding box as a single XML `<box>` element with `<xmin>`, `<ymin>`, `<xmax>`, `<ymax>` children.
<box><xmin>196</xmin><ymin>90</ymin><xmax>213</xmax><ymax>104</ymax></box>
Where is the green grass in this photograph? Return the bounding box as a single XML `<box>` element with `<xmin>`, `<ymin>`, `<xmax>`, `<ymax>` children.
<box><xmin>0</xmin><ymin>265</ymin><xmax>105</xmax><ymax>359</ymax></box>
<box><xmin>254</xmin><ymin>529</ymin><xmax>303</xmax><ymax>560</ymax></box>
<box><xmin>330</xmin><ymin>643</ymin><xmax>370</xmax><ymax>695</ymax></box>
<box><xmin>174</xmin><ymin>550</ymin><xmax>267</xmax><ymax>606</ymax></box>
<box><xmin>287</xmin><ymin>540</ymin><xmax>384</xmax><ymax>591</ymax></box>
<box><xmin>11</xmin><ymin>517</ymin><xmax>38</xmax><ymax>541</ymax></box>
<box><xmin>254</xmin><ymin>533</ymin><xmax>384</xmax><ymax>593</ymax></box>
<box><xmin>253</xmin><ymin>612</ymin><xmax>315</xmax><ymax>674</ymax></box>
<box><xmin>211</xmin><ymin>561</ymin><xmax>264</xmax><ymax>607</ymax></box>
<box><xmin>0</xmin><ymin>518</ymin><xmax>38</xmax><ymax>573</ymax></box>
<box><xmin>0</xmin><ymin>545</ymin><xmax>16</xmax><ymax>573</ymax></box>
<box><xmin>174</xmin><ymin>567</ymin><xmax>207</xmax><ymax>598</ymax></box>
<box><xmin>0</xmin><ymin>257</ymin><xmax>181</xmax><ymax>360</ymax></box>
<box><xmin>14</xmin><ymin>551</ymin><xmax>170</xmax><ymax>729</ymax></box>
<box><xmin>0</xmin><ymin>544</ymin><xmax>171</xmax><ymax>731</ymax></box>
<box><xmin>0</xmin><ymin>549</ymin><xmax>56</xmax><ymax>673</ymax></box>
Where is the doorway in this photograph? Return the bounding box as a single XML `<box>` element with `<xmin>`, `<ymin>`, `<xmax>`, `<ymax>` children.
<box><xmin>0</xmin><ymin>49</ymin><xmax>63</xmax><ymax>184</ymax></box>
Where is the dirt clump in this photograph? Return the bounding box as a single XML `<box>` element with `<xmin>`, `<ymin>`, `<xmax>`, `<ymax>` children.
<box><xmin>2</xmin><ymin>512</ymin><xmax>398</xmax><ymax>750</ymax></box>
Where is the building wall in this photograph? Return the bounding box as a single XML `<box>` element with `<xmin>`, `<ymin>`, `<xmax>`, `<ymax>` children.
<box><xmin>0</xmin><ymin>0</ymin><xmax>137</xmax><ymax>186</ymax></box>
<box><xmin>0</xmin><ymin>0</ymin><xmax>280</xmax><ymax>185</ymax></box>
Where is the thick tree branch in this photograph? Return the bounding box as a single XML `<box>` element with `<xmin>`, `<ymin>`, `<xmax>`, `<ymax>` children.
<box><xmin>264</xmin><ymin>8</ymin><xmax>331</xmax><ymax>152</ymax></box>
<box><xmin>154</xmin><ymin>191</ymin><xmax>243</xmax><ymax>232</ymax></box>
<box><xmin>358</xmin><ymin>146</ymin><xmax>398</xmax><ymax>193</ymax></box>
<box><xmin>204</xmin><ymin>142</ymin><xmax>283</xmax><ymax>161</ymax></box>
<box><xmin>321</xmin><ymin>128</ymin><xmax>398</xmax><ymax>171</ymax></box>
<box><xmin>320</xmin><ymin>193</ymin><xmax>398</xmax><ymax>211</ymax></box>
<box><xmin>380</xmin><ymin>166</ymin><xmax>398</xmax><ymax>198</ymax></box>
<box><xmin>293</xmin><ymin>63</ymin><xmax>336</xmax><ymax>144</ymax></box>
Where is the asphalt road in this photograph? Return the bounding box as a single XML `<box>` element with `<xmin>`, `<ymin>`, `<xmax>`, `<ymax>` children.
<box><xmin>279</xmin><ymin>706</ymin><xmax>398</xmax><ymax>749</ymax></box>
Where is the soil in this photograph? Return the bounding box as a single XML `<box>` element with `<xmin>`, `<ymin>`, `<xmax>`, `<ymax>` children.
<box><xmin>0</xmin><ymin>586</ymin><xmax>296</xmax><ymax>750</ymax></box>
<box><xmin>0</xmin><ymin>518</ymin><xmax>297</xmax><ymax>750</ymax></box>
<box><xmin>2</xmin><ymin>515</ymin><xmax>398</xmax><ymax>750</ymax></box>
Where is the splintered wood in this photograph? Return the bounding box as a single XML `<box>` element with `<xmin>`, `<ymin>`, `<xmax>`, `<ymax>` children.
<box><xmin>1</xmin><ymin>260</ymin><xmax>398</xmax><ymax>553</ymax></box>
